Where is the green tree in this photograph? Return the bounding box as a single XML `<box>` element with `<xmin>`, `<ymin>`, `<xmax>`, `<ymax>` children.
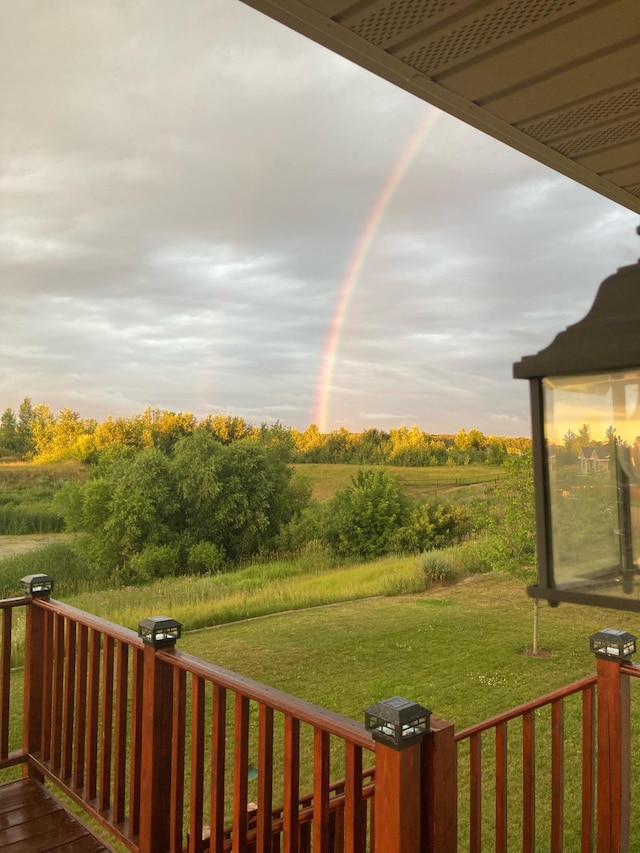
<box><xmin>0</xmin><ymin>408</ymin><xmax>19</xmax><ymax>455</ymax></box>
<box><xmin>481</xmin><ymin>451</ymin><xmax>535</xmax><ymax>578</ymax></box>
<box><xmin>323</xmin><ymin>469</ymin><xmax>409</xmax><ymax>558</ymax></box>
<box><xmin>17</xmin><ymin>397</ymin><xmax>36</xmax><ymax>457</ymax></box>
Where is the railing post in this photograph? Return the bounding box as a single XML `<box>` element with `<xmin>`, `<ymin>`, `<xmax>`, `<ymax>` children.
<box><xmin>365</xmin><ymin>697</ymin><xmax>430</xmax><ymax>853</ymax></box>
<box><xmin>138</xmin><ymin>617</ymin><xmax>182</xmax><ymax>853</ymax></box>
<box><xmin>21</xmin><ymin>575</ymin><xmax>54</xmax><ymax>781</ymax></box>
<box><xmin>421</xmin><ymin>717</ymin><xmax>457</xmax><ymax>853</ymax></box>
<box><xmin>590</xmin><ymin>629</ymin><xmax>635</xmax><ymax>853</ymax></box>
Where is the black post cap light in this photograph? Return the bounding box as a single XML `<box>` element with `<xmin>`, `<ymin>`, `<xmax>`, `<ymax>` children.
<box><xmin>138</xmin><ymin>616</ymin><xmax>182</xmax><ymax>648</ymax></box>
<box><xmin>364</xmin><ymin>696</ymin><xmax>431</xmax><ymax>750</ymax></box>
<box><xmin>514</xmin><ymin>229</ymin><xmax>640</xmax><ymax>612</ymax></box>
<box><xmin>20</xmin><ymin>574</ymin><xmax>54</xmax><ymax>598</ymax></box>
<box><xmin>590</xmin><ymin>628</ymin><xmax>637</xmax><ymax>661</ymax></box>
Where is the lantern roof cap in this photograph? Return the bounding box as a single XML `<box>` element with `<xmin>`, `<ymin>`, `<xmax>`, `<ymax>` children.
<box><xmin>514</xmin><ymin>258</ymin><xmax>640</xmax><ymax>380</ymax></box>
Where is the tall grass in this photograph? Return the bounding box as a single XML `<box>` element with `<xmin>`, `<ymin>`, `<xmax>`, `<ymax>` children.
<box><xmin>0</xmin><ymin>505</ymin><xmax>64</xmax><ymax>535</ymax></box>
<box><xmin>63</xmin><ymin>551</ymin><xmax>427</xmax><ymax>634</ymax></box>
<box><xmin>0</xmin><ymin>462</ymin><xmax>80</xmax><ymax>534</ymax></box>
<box><xmin>0</xmin><ymin>542</ymin><xmax>95</xmax><ymax>599</ymax></box>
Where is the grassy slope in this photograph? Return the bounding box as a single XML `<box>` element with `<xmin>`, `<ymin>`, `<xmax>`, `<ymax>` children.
<box><xmin>291</xmin><ymin>463</ymin><xmax>503</xmax><ymax>500</ymax></box>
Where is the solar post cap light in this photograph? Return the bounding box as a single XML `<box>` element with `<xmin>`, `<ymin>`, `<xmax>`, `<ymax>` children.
<box><xmin>138</xmin><ymin>616</ymin><xmax>182</xmax><ymax>648</ymax></box>
<box><xmin>589</xmin><ymin>628</ymin><xmax>637</xmax><ymax>662</ymax></box>
<box><xmin>514</xmin><ymin>227</ymin><xmax>640</xmax><ymax>612</ymax></box>
<box><xmin>20</xmin><ymin>574</ymin><xmax>54</xmax><ymax>598</ymax></box>
<box><xmin>364</xmin><ymin>696</ymin><xmax>431</xmax><ymax>750</ymax></box>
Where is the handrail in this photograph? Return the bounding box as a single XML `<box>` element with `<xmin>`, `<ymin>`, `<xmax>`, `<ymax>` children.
<box><xmin>34</xmin><ymin>597</ymin><xmax>144</xmax><ymax>648</ymax></box>
<box><xmin>0</xmin><ymin>596</ymin><xmax>30</xmax><ymax>610</ymax></box>
<box><xmin>455</xmin><ymin>673</ymin><xmax>596</xmax><ymax>740</ymax></box>
<box><xmin>620</xmin><ymin>661</ymin><xmax>640</xmax><ymax>678</ymax></box>
<box><xmin>160</xmin><ymin>647</ymin><xmax>376</xmax><ymax>750</ymax></box>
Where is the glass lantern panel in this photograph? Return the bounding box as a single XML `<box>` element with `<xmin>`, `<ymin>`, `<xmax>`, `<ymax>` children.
<box><xmin>543</xmin><ymin>370</ymin><xmax>640</xmax><ymax>600</ymax></box>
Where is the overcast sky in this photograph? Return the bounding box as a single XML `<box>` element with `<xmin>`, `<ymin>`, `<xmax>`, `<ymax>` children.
<box><xmin>2</xmin><ymin>0</ymin><xmax>638</xmax><ymax>437</ymax></box>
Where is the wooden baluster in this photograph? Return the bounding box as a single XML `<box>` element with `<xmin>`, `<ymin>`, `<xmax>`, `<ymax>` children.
<box><xmin>51</xmin><ymin>613</ymin><xmax>65</xmax><ymax>771</ymax></box>
<box><xmin>495</xmin><ymin>721</ymin><xmax>507</xmax><ymax>853</ymax></box>
<box><xmin>129</xmin><ymin>647</ymin><xmax>144</xmax><ymax>839</ymax></box>
<box><xmin>282</xmin><ymin>715</ymin><xmax>300</xmax><ymax>853</ymax></box>
<box><xmin>256</xmin><ymin>704</ymin><xmax>274</xmax><ymax>853</ymax></box>
<box><xmin>61</xmin><ymin>619</ymin><xmax>76</xmax><ymax>780</ymax></box>
<box><xmin>0</xmin><ymin>608</ymin><xmax>12</xmax><ymax>761</ymax></box>
<box><xmin>170</xmin><ymin>666</ymin><xmax>186</xmax><ymax>853</ymax></box>
<box><xmin>23</xmin><ymin>599</ymin><xmax>45</xmax><ymax>781</ymax></box>
<box><xmin>522</xmin><ymin>709</ymin><xmax>536</xmax><ymax>853</ymax></box>
<box><xmin>469</xmin><ymin>732</ymin><xmax>481</xmax><ymax>853</ymax></box>
<box><xmin>100</xmin><ymin>635</ymin><xmax>115</xmax><ymax>811</ymax></box>
<box><xmin>233</xmin><ymin>694</ymin><xmax>250</xmax><ymax>853</ymax></box>
<box><xmin>72</xmin><ymin>623</ymin><xmax>88</xmax><ymax>790</ymax></box>
<box><xmin>313</xmin><ymin>729</ymin><xmax>330</xmax><ymax>852</ymax></box>
<box><xmin>41</xmin><ymin>609</ymin><xmax>53</xmax><ymax>764</ymax></box>
<box><xmin>550</xmin><ymin>699</ymin><xmax>564</xmax><ymax>853</ymax></box>
<box><xmin>113</xmin><ymin>640</ymin><xmax>129</xmax><ymax>824</ymax></box>
<box><xmin>190</xmin><ymin>675</ymin><xmax>206</xmax><ymax>853</ymax></box>
<box><xmin>86</xmin><ymin>629</ymin><xmax>101</xmax><ymax>801</ymax></box>
<box><xmin>581</xmin><ymin>685</ymin><xmax>595</xmax><ymax>853</ymax></box>
<box><xmin>210</xmin><ymin>683</ymin><xmax>227</xmax><ymax>853</ymax></box>
<box><xmin>344</xmin><ymin>742</ymin><xmax>365</xmax><ymax>853</ymax></box>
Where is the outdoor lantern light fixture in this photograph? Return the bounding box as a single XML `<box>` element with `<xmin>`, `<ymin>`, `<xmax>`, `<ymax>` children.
<box><xmin>589</xmin><ymin>628</ymin><xmax>637</xmax><ymax>661</ymax></box>
<box><xmin>20</xmin><ymin>574</ymin><xmax>54</xmax><ymax>598</ymax></box>
<box><xmin>138</xmin><ymin>616</ymin><xmax>182</xmax><ymax>648</ymax></box>
<box><xmin>514</xmin><ymin>228</ymin><xmax>640</xmax><ymax>611</ymax></box>
<box><xmin>364</xmin><ymin>696</ymin><xmax>431</xmax><ymax>750</ymax></box>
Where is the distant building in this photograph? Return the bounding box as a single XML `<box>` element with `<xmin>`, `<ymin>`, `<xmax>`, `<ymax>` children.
<box><xmin>578</xmin><ymin>446</ymin><xmax>610</xmax><ymax>474</ymax></box>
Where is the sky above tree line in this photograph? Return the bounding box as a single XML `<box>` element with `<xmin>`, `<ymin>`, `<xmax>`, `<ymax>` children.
<box><xmin>2</xmin><ymin>0</ymin><xmax>638</xmax><ymax>438</ymax></box>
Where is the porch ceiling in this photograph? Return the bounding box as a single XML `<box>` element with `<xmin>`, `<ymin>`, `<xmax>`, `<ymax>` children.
<box><xmin>241</xmin><ymin>0</ymin><xmax>640</xmax><ymax>213</ymax></box>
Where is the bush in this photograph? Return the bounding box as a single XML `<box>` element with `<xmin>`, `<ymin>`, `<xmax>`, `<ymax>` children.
<box><xmin>187</xmin><ymin>541</ymin><xmax>225</xmax><ymax>575</ymax></box>
<box><xmin>126</xmin><ymin>544</ymin><xmax>181</xmax><ymax>585</ymax></box>
<box><xmin>419</xmin><ymin>552</ymin><xmax>453</xmax><ymax>585</ymax></box>
<box><xmin>322</xmin><ymin>469</ymin><xmax>409</xmax><ymax>558</ymax></box>
<box><xmin>419</xmin><ymin>540</ymin><xmax>490</xmax><ymax>588</ymax></box>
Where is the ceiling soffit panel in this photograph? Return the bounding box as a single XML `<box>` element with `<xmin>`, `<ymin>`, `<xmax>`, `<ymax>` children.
<box><xmin>241</xmin><ymin>0</ymin><xmax>640</xmax><ymax>212</ymax></box>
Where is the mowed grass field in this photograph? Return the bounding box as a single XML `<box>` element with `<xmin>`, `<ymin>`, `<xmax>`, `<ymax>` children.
<box><xmin>178</xmin><ymin>573</ymin><xmax>637</xmax><ymax>727</ymax></box>
<box><xmin>292</xmin><ymin>463</ymin><xmax>504</xmax><ymax>500</ymax></box>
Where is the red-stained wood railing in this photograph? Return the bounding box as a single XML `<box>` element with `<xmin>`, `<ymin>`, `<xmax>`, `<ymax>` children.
<box><xmin>455</xmin><ymin>674</ymin><xmax>597</xmax><ymax>853</ymax></box>
<box><xmin>152</xmin><ymin>646</ymin><xmax>377</xmax><ymax>853</ymax></box>
<box><xmin>3</xmin><ymin>589</ymin><xmax>639</xmax><ymax>853</ymax></box>
<box><xmin>2</xmin><ymin>594</ymin><xmax>380</xmax><ymax>853</ymax></box>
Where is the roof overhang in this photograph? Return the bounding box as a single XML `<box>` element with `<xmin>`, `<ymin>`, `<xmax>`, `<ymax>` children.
<box><xmin>241</xmin><ymin>0</ymin><xmax>640</xmax><ymax>213</ymax></box>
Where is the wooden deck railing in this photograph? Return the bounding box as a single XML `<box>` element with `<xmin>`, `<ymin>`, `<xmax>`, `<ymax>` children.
<box><xmin>0</xmin><ymin>588</ymin><xmax>638</xmax><ymax>853</ymax></box>
<box><xmin>1</xmin><ymin>593</ymin><xmax>385</xmax><ymax>853</ymax></box>
<box><xmin>455</xmin><ymin>675</ymin><xmax>597</xmax><ymax>853</ymax></box>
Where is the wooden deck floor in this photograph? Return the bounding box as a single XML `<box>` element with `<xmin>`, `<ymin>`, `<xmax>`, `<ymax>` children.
<box><xmin>0</xmin><ymin>778</ymin><xmax>116</xmax><ymax>853</ymax></box>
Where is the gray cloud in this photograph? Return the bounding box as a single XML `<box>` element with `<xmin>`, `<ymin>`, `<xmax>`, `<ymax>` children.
<box><xmin>1</xmin><ymin>0</ymin><xmax>638</xmax><ymax>436</ymax></box>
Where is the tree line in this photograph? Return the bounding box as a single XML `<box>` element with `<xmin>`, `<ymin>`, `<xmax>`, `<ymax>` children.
<box><xmin>0</xmin><ymin>398</ymin><xmax>530</xmax><ymax>467</ymax></box>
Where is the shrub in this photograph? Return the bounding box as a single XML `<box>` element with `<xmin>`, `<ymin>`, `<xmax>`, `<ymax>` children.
<box><xmin>127</xmin><ymin>543</ymin><xmax>181</xmax><ymax>585</ymax></box>
<box><xmin>419</xmin><ymin>551</ymin><xmax>453</xmax><ymax>585</ymax></box>
<box><xmin>322</xmin><ymin>469</ymin><xmax>409</xmax><ymax>558</ymax></box>
<box><xmin>187</xmin><ymin>541</ymin><xmax>225</xmax><ymax>575</ymax></box>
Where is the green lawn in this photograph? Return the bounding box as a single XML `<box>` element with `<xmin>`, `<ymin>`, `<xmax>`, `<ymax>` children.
<box><xmin>291</xmin><ymin>463</ymin><xmax>503</xmax><ymax>501</ymax></box>
<box><xmin>178</xmin><ymin>573</ymin><xmax>633</xmax><ymax>726</ymax></box>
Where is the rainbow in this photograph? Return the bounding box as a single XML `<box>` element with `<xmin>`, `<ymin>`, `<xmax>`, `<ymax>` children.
<box><xmin>312</xmin><ymin>107</ymin><xmax>441</xmax><ymax>432</ymax></box>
